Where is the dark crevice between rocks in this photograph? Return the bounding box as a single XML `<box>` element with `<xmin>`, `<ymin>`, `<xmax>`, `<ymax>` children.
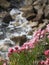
<box><xmin>2</xmin><ymin>14</ymin><xmax>14</xmax><ymax>27</ymax></box>
<box><xmin>27</xmin><ymin>15</ymin><xmax>36</xmax><ymax>21</ymax></box>
<box><xmin>27</xmin><ymin>7</ymin><xmax>37</xmax><ymax>21</ymax></box>
<box><xmin>0</xmin><ymin>6</ymin><xmax>6</xmax><ymax>12</ymax></box>
<box><xmin>19</xmin><ymin>35</ymin><xmax>27</xmax><ymax>46</ymax></box>
<box><xmin>6</xmin><ymin>0</ymin><xmax>11</xmax><ymax>2</ymax></box>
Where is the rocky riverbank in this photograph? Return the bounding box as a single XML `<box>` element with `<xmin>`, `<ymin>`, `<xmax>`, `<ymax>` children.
<box><xmin>0</xmin><ymin>0</ymin><xmax>49</xmax><ymax>62</ymax></box>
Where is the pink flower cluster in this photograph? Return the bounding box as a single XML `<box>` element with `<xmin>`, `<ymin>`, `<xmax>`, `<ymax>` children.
<box><xmin>8</xmin><ymin>32</ymin><xmax>40</xmax><ymax>56</ymax></box>
<box><xmin>46</xmin><ymin>24</ymin><xmax>49</xmax><ymax>32</ymax></box>
<box><xmin>8</xmin><ymin>24</ymin><xmax>49</xmax><ymax>56</ymax></box>
<box><xmin>44</xmin><ymin>50</ymin><xmax>49</xmax><ymax>57</ymax></box>
<box><xmin>38</xmin><ymin>58</ymin><xmax>49</xmax><ymax>65</ymax></box>
<box><xmin>38</xmin><ymin>50</ymin><xmax>49</xmax><ymax>65</ymax></box>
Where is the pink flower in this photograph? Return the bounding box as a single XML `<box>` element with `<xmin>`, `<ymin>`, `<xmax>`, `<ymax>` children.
<box><xmin>15</xmin><ymin>46</ymin><xmax>20</xmax><ymax>50</ymax></box>
<box><xmin>8</xmin><ymin>48</ymin><xmax>14</xmax><ymax>56</ymax></box>
<box><xmin>44</xmin><ymin>50</ymin><xmax>49</xmax><ymax>56</ymax></box>
<box><xmin>20</xmin><ymin>45</ymin><xmax>28</xmax><ymax>51</ymax></box>
<box><xmin>3</xmin><ymin>63</ymin><xmax>6</xmax><ymax>65</ymax></box>
<box><xmin>20</xmin><ymin>46</ymin><xmax>26</xmax><ymax>51</ymax></box>
<box><xmin>46</xmin><ymin>24</ymin><xmax>49</xmax><ymax>32</ymax></box>
<box><xmin>23</xmin><ymin>42</ymin><xmax>29</xmax><ymax>47</ymax></box>
<box><xmin>8</xmin><ymin>52</ymin><xmax>12</xmax><ymax>57</ymax></box>
<box><xmin>14</xmin><ymin>46</ymin><xmax>21</xmax><ymax>53</ymax></box>
<box><xmin>33</xmin><ymin>29</ymin><xmax>41</xmax><ymax>37</ymax></box>
<box><xmin>33</xmin><ymin>31</ymin><xmax>38</xmax><ymax>37</ymax></box>
<box><xmin>47</xmin><ymin>35</ymin><xmax>49</xmax><ymax>38</ymax></box>
<box><xmin>30</xmin><ymin>36</ymin><xmax>39</xmax><ymax>44</ymax></box>
<box><xmin>37</xmin><ymin>29</ymin><xmax>41</xmax><ymax>33</ymax></box>
<box><xmin>36</xmin><ymin>29</ymin><xmax>41</xmax><ymax>36</ymax></box>
<box><xmin>38</xmin><ymin>60</ymin><xmax>45</xmax><ymax>65</ymax></box>
<box><xmin>28</xmin><ymin>42</ymin><xmax>34</xmax><ymax>48</ymax></box>
<box><xmin>40</xmin><ymin>30</ymin><xmax>45</xmax><ymax>38</ymax></box>
<box><xmin>8</xmin><ymin>48</ymin><xmax>14</xmax><ymax>53</ymax></box>
<box><xmin>41</xmin><ymin>30</ymin><xmax>45</xmax><ymax>35</ymax></box>
<box><xmin>45</xmin><ymin>58</ymin><xmax>49</xmax><ymax>65</ymax></box>
<box><xmin>47</xmin><ymin>24</ymin><xmax>49</xmax><ymax>27</ymax></box>
<box><xmin>40</xmin><ymin>35</ymin><xmax>44</xmax><ymax>38</ymax></box>
<box><xmin>13</xmin><ymin>48</ymin><xmax>17</xmax><ymax>53</ymax></box>
<box><xmin>17</xmin><ymin>47</ymin><xmax>21</xmax><ymax>53</ymax></box>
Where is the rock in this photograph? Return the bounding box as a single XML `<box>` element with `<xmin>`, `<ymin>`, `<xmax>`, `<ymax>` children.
<box><xmin>10</xmin><ymin>9</ymin><xmax>28</xmax><ymax>26</ymax></box>
<box><xmin>10</xmin><ymin>0</ymin><xmax>23</xmax><ymax>8</ymax></box>
<box><xmin>0</xmin><ymin>0</ymin><xmax>10</xmax><ymax>8</ymax></box>
<box><xmin>33</xmin><ymin>4</ymin><xmax>45</xmax><ymax>21</ymax></box>
<box><xmin>44</xmin><ymin>5</ymin><xmax>49</xmax><ymax>19</ymax></box>
<box><xmin>3</xmin><ymin>38</ymin><xmax>15</xmax><ymax>46</ymax></box>
<box><xmin>0</xmin><ymin>11</ymin><xmax>7</xmax><ymax>18</ymax></box>
<box><xmin>26</xmin><ymin>35</ymin><xmax>32</xmax><ymax>40</ymax></box>
<box><xmin>38</xmin><ymin>19</ymin><xmax>49</xmax><ymax>29</ymax></box>
<box><xmin>0</xmin><ymin>51</ymin><xmax>8</xmax><ymax>60</ymax></box>
<box><xmin>29</xmin><ymin>21</ymin><xmax>38</xmax><ymax>27</ymax></box>
<box><xmin>0</xmin><ymin>31</ymin><xmax>4</xmax><ymax>39</ymax></box>
<box><xmin>10</xmin><ymin>35</ymin><xmax>27</xmax><ymax>46</ymax></box>
<box><xmin>2</xmin><ymin>14</ymin><xmax>13</xmax><ymax>23</ymax></box>
<box><xmin>33</xmin><ymin>0</ymin><xmax>47</xmax><ymax>6</ymax></box>
<box><xmin>10</xmin><ymin>9</ymin><xmax>21</xmax><ymax>16</ymax></box>
<box><xmin>0</xmin><ymin>38</ymin><xmax>15</xmax><ymax>60</ymax></box>
<box><xmin>10</xmin><ymin>0</ymin><xmax>33</xmax><ymax>8</ymax></box>
<box><xmin>0</xmin><ymin>38</ymin><xmax>15</xmax><ymax>51</ymax></box>
<box><xmin>23</xmin><ymin>0</ymin><xmax>33</xmax><ymax>6</ymax></box>
<box><xmin>0</xmin><ymin>45</ymin><xmax>9</xmax><ymax>52</ymax></box>
<box><xmin>20</xmin><ymin>5</ymin><xmax>34</xmax><ymax>19</ymax></box>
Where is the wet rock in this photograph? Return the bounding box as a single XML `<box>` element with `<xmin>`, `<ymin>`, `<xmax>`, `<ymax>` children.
<box><xmin>2</xmin><ymin>14</ymin><xmax>13</xmax><ymax>24</ymax></box>
<box><xmin>7</xmin><ymin>21</ymin><xmax>32</xmax><ymax>45</ymax></box>
<box><xmin>0</xmin><ymin>38</ymin><xmax>15</xmax><ymax>51</ymax></box>
<box><xmin>10</xmin><ymin>9</ymin><xmax>28</xmax><ymax>27</ymax></box>
<box><xmin>3</xmin><ymin>38</ymin><xmax>15</xmax><ymax>46</ymax></box>
<box><xmin>7</xmin><ymin>26</ymin><xmax>32</xmax><ymax>43</ymax></box>
<box><xmin>0</xmin><ymin>38</ymin><xmax>15</xmax><ymax>60</ymax></box>
<box><xmin>0</xmin><ymin>31</ymin><xmax>4</xmax><ymax>39</ymax></box>
<box><xmin>10</xmin><ymin>9</ymin><xmax>21</xmax><ymax>16</ymax></box>
<box><xmin>0</xmin><ymin>52</ymin><xmax>8</xmax><ymax>60</ymax></box>
<box><xmin>26</xmin><ymin>35</ymin><xmax>32</xmax><ymax>40</ymax></box>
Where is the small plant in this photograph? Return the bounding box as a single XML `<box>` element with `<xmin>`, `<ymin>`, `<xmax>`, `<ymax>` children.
<box><xmin>8</xmin><ymin>24</ymin><xmax>49</xmax><ymax>65</ymax></box>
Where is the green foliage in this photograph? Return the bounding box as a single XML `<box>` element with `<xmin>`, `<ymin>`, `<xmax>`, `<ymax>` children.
<box><xmin>9</xmin><ymin>31</ymin><xmax>49</xmax><ymax>65</ymax></box>
<box><xmin>9</xmin><ymin>42</ymin><xmax>46</xmax><ymax>65</ymax></box>
<box><xmin>46</xmin><ymin>37</ymin><xmax>49</xmax><ymax>44</ymax></box>
<box><xmin>0</xmin><ymin>61</ymin><xmax>4</xmax><ymax>65</ymax></box>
